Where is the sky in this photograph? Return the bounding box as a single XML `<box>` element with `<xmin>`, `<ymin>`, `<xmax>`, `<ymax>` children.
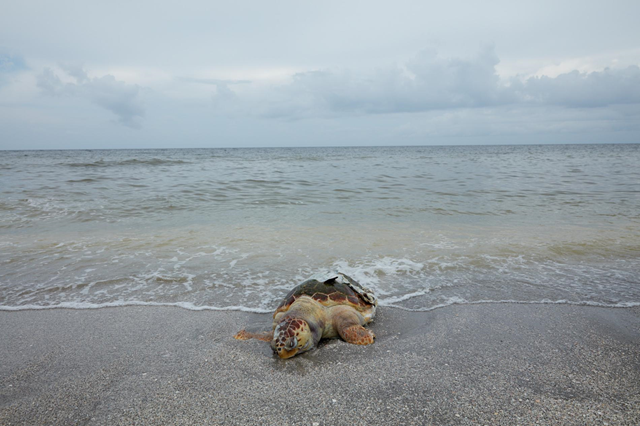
<box><xmin>1</xmin><ymin>0</ymin><xmax>640</xmax><ymax>149</ymax></box>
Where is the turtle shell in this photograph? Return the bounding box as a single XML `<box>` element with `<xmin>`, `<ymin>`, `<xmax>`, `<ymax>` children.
<box><xmin>275</xmin><ymin>272</ymin><xmax>377</xmax><ymax>315</ymax></box>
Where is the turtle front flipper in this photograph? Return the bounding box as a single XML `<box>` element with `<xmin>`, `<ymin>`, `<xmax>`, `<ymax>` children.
<box><xmin>234</xmin><ymin>329</ymin><xmax>273</xmax><ymax>342</ymax></box>
<box><xmin>332</xmin><ymin>306</ymin><xmax>376</xmax><ymax>345</ymax></box>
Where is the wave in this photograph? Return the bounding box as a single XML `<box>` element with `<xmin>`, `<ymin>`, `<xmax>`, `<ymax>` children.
<box><xmin>66</xmin><ymin>178</ymin><xmax>108</xmax><ymax>183</ymax></box>
<box><xmin>65</xmin><ymin>158</ymin><xmax>191</xmax><ymax>167</ymax></box>
<box><xmin>381</xmin><ymin>298</ymin><xmax>640</xmax><ymax>312</ymax></box>
<box><xmin>332</xmin><ymin>257</ymin><xmax>425</xmax><ymax>287</ymax></box>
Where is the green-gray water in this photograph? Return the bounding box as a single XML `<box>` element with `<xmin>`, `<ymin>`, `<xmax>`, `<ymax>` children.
<box><xmin>1</xmin><ymin>144</ymin><xmax>639</xmax><ymax>312</ymax></box>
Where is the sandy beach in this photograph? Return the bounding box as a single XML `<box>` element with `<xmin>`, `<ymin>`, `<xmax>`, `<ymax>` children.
<box><xmin>1</xmin><ymin>304</ymin><xmax>639</xmax><ymax>425</ymax></box>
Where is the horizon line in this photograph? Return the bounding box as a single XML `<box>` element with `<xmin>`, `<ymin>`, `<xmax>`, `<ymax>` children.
<box><xmin>2</xmin><ymin>141</ymin><xmax>639</xmax><ymax>152</ymax></box>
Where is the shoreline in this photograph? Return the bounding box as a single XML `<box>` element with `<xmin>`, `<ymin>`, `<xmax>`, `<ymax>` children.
<box><xmin>2</xmin><ymin>303</ymin><xmax>639</xmax><ymax>425</ymax></box>
<box><xmin>1</xmin><ymin>298</ymin><xmax>639</xmax><ymax>313</ymax></box>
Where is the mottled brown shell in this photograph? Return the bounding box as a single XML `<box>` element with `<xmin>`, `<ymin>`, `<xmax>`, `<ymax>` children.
<box><xmin>275</xmin><ymin>272</ymin><xmax>377</xmax><ymax>315</ymax></box>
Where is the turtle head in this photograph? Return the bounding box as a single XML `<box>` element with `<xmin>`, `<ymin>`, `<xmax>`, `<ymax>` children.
<box><xmin>271</xmin><ymin>317</ymin><xmax>316</xmax><ymax>359</ymax></box>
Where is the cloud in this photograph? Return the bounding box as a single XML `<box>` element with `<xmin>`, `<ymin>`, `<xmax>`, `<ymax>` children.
<box><xmin>36</xmin><ymin>66</ymin><xmax>144</xmax><ymax>128</ymax></box>
<box><xmin>210</xmin><ymin>82</ymin><xmax>239</xmax><ymax>110</ymax></box>
<box><xmin>177</xmin><ymin>76</ymin><xmax>254</xmax><ymax>112</ymax></box>
<box><xmin>59</xmin><ymin>62</ymin><xmax>89</xmax><ymax>83</ymax></box>
<box><xmin>515</xmin><ymin>65</ymin><xmax>640</xmax><ymax>108</ymax></box>
<box><xmin>215</xmin><ymin>47</ymin><xmax>640</xmax><ymax>120</ymax></box>
<box><xmin>178</xmin><ymin>77</ymin><xmax>251</xmax><ymax>85</ymax></box>
<box><xmin>259</xmin><ymin>47</ymin><xmax>508</xmax><ymax>118</ymax></box>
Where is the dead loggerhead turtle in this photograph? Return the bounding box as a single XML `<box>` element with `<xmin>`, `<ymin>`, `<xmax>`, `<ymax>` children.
<box><xmin>234</xmin><ymin>271</ymin><xmax>377</xmax><ymax>359</ymax></box>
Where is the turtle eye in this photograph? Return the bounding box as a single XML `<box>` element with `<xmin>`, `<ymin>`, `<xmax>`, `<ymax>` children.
<box><xmin>286</xmin><ymin>337</ymin><xmax>298</xmax><ymax>350</ymax></box>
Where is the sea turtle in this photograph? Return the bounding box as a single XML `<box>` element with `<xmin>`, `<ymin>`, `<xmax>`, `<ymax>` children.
<box><xmin>234</xmin><ymin>271</ymin><xmax>377</xmax><ymax>359</ymax></box>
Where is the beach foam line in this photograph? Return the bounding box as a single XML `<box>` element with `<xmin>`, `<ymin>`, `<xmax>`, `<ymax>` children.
<box><xmin>0</xmin><ymin>300</ymin><xmax>272</xmax><ymax>313</ymax></box>
<box><xmin>378</xmin><ymin>290</ymin><xmax>430</xmax><ymax>304</ymax></box>
<box><xmin>1</xmin><ymin>298</ymin><xmax>639</xmax><ymax>313</ymax></box>
<box><xmin>383</xmin><ymin>298</ymin><xmax>640</xmax><ymax>312</ymax></box>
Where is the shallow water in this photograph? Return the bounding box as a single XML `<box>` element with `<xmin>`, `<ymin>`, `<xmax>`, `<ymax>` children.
<box><xmin>1</xmin><ymin>145</ymin><xmax>639</xmax><ymax>312</ymax></box>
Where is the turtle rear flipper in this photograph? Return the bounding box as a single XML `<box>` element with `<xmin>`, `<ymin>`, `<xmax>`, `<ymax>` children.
<box><xmin>340</xmin><ymin>325</ymin><xmax>375</xmax><ymax>345</ymax></box>
<box><xmin>331</xmin><ymin>305</ymin><xmax>376</xmax><ymax>345</ymax></box>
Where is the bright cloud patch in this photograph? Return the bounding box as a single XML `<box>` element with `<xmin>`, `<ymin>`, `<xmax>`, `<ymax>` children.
<box><xmin>37</xmin><ymin>66</ymin><xmax>144</xmax><ymax>128</ymax></box>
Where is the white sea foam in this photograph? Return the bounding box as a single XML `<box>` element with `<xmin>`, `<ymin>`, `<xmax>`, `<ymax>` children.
<box><xmin>383</xmin><ymin>298</ymin><xmax>640</xmax><ymax>312</ymax></box>
<box><xmin>378</xmin><ymin>290</ymin><xmax>430</xmax><ymax>305</ymax></box>
<box><xmin>1</xmin><ymin>298</ymin><xmax>638</xmax><ymax>313</ymax></box>
<box><xmin>332</xmin><ymin>257</ymin><xmax>425</xmax><ymax>288</ymax></box>
<box><xmin>0</xmin><ymin>301</ymin><xmax>272</xmax><ymax>313</ymax></box>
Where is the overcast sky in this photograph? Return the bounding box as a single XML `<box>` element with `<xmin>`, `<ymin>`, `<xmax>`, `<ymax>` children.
<box><xmin>1</xmin><ymin>0</ymin><xmax>639</xmax><ymax>149</ymax></box>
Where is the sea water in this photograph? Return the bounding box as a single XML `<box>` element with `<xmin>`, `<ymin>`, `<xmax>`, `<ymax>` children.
<box><xmin>1</xmin><ymin>145</ymin><xmax>639</xmax><ymax>312</ymax></box>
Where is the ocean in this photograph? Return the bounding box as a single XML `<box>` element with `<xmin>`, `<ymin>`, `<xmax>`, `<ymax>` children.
<box><xmin>1</xmin><ymin>144</ymin><xmax>639</xmax><ymax>312</ymax></box>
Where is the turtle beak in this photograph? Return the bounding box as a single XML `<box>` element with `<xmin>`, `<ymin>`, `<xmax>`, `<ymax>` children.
<box><xmin>277</xmin><ymin>348</ymin><xmax>298</xmax><ymax>359</ymax></box>
<box><xmin>275</xmin><ymin>337</ymin><xmax>299</xmax><ymax>359</ymax></box>
<box><xmin>271</xmin><ymin>335</ymin><xmax>298</xmax><ymax>359</ymax></box>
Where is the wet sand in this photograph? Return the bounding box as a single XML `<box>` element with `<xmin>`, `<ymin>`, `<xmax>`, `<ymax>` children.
<box><xmin>1</xmin><ymin>304</ymin><xmax>639</xmax><ymax>425</ymax></box>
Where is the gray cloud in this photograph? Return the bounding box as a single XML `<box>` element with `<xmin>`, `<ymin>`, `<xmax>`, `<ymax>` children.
<box><xmin>261</xmin><ymin>47</ymin><xmax>506</xmax><ymax>118</ymax></box>
<box><xmin>246</xmin><ymin>48</ymin><xmax>640</xmax><ymax>120</ymax></box>
<box><xmin>59</xmin><ymin>62</ymin><xmax>89</xmax><ymax>83</ymax></box>
<box><xmin>178</xmin><ymin>76</ymin><xmax>251</xmax><ymax>112</ymax></box>
<box><xmin>211</xmin><ymin>82</ymin><xmax>239</xmax><ymax>110</ymax></box>
<box><xmin>37</xmin><ymin>66</ymin><xmax>144</xmax><ymax>128</ymax></box>
<box><xmin>178</xmin><ymin>77</ymin><xmax>251</xmax><ymax>85</ymax></box>
<box><xmin>515</xmin><ymin>66</ymin><xmax>640</xmax><ymax>108</ymax></box>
